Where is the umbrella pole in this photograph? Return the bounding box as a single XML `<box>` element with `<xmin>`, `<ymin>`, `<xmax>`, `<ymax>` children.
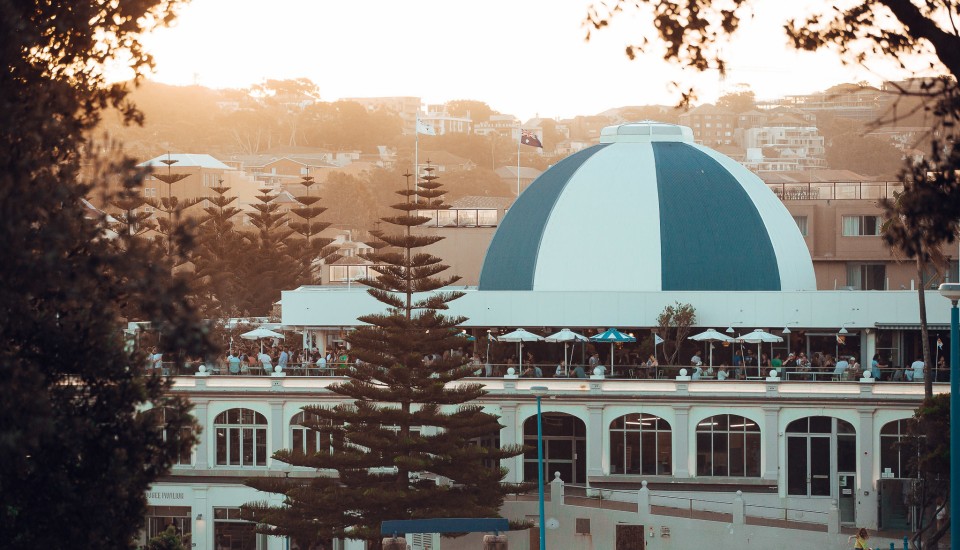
<box><xmin>758</xmin><ymin>342</ymin><xmax>762</xmax><ymax>378</ymax></box>
<box><xmin>519</xmin><ymin>342</ymin><xmax>523</xmax><ymax>372</ymax></box>
<box><xmin>564</xmin><ymin>343</ymin><xmax>569</xmax><ymax>377</ymax></box>
<box><xmin>709</xmin><ymin>343</ymin><xmax>713</xmax><ymax>367</ymax></box>
<box><xmin>610</xmin><ymin>342</ymin><xmax>614</xmax><ymax>378</ymax></box>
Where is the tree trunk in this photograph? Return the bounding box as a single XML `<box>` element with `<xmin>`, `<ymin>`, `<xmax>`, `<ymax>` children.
<box><xmin>916</xmin><ymin>255</ymin><xmax>933</xmax><ymax>399</ymax></box>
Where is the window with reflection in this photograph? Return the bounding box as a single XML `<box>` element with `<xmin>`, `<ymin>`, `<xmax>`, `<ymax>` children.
<box><xmin>215</xmin><ymin>408</ymin><xmax>268</xmax><ymax>467</ymax></box>
<box><xmin>696</xmin><ymin>415</ymin><xmax>760</xmax><ymax>477</ymax></box>
<box><xmin>457</xmin><ymin>209</ymin><xmax>478</xmax><ymax>227</ymax></box>
<box><xmin>145</xmin><ymin>407</ymin><xmax>194</xmax><ymax>466</ymax></box>
<box><xmin>609</xmin><ymin>414</ymin><xmax>672</xmax><ymax>475</ymax></box>
<box><xmin>437</xmin><ymin>210</ymin><xmax>457</xmax><ymax>226</ymax></box>
<box><xmin>477</xmin><ymin>209</ymin><xmax>497</xmax><ymax>226</ymax></box>
<box><xmin>290</xmin><ymin>411</ymin><xmax>342</xmax><ymax>456</ymax></box>
<box><xmin>880</xmin><ymin>419</ymin><xmax>919</xmax><ymax>479</ymax></box>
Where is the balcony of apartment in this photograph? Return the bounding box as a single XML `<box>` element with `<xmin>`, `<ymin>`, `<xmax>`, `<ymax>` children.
<box><xmin>768</xmin><ymin>181</ymin><xmax>903</xmax><ymax>201</ymax></box>
<box><xmin>417</xmin><ymin>208</ymin><xmax>500</xmax><ymax>228</ymax></box>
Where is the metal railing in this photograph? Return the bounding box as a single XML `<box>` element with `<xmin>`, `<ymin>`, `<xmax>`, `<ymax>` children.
<box><xmin>153</xmin><ymin>360</ymin><xmax>942</xmax><ymax>383</ymax></box>
<box><xmin>767</xmin><ymin>181</ymin><xmax>903</xmax><ymax>201</ymax></box>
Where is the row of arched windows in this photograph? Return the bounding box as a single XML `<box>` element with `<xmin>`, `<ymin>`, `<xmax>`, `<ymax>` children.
<box><xmin>150</xmin><ymin>407</ymin><xmax>919</xmax><ymax>484</ymax></box>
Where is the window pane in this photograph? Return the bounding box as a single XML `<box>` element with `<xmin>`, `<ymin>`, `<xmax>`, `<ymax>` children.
<box><xmin>609</xmin><ymin>432</ymin><xmax>624</xmax><ymax>474</ymax></box>
<box><xmin>548</xmin><ymin>439</ymin><xmax>573</xmax><ymax>460</ymax></box>
<box><xmin>255</xmin><ymin>428</ymin><xmax>267</xmax><ymax>466</ymax></box>
<box><xmin>793</xmin><ymin>216</ymin><xmax>808</xmax><ymax>236</ymax></box>
<box><xmin>216</xmin><ymin>428</ymin><xmax>227</xmax><ymax>465</ymax></box>
<box><xmin>229</xmin><ymin>427</ymin><xmax>240</xmax><ymax>465</ymax></box>
<box><xmin>787</xmin><ymin>437</ymin><xmax>807</xmax><ymax>495</ymax></box>
<box><xmin>809</xmin><ymin>416</ymin><xmax>831</xmax><ymax>433</ymax></box>
<box><xmin>837</xmin><ymin>435</ymin><xmax>856</xmax><ymax>472</ymax></box>
<box><xmin>810</xmin><ymin>437</ymin><xmax>831</xmax><ymax>496</ymax></box>
<box><xmin>242</xmin><ymin>428</ymin><xmax>253</xmax><ymax>466</ymax></box>
<box><xmin>713</xmin><ymin>433</ymin><xmax>729</xmax><ymax>476</ymax></box>
<box><xmin>696</xmin><ymin>433</ymin><xmax>711</xmax><ymax>476</ymax></box>
<box><xmin>640</xmin><ymin>432</ymin><xmax>655</xmax><ymax>475</ymax></box>
<box><xmin>292</xmin><ymin>429</ymin><xmax>304</xmax><ymax>454</ymax></box>
<box><xmin>729</xmin><ymin>433</ymin><xmax>745</xmax><ymax>477</ymax></box>
<box><xmin>478</xmin><ymin>210</ymin><xmax>497</xmax><ymax>226</ymax></box>
<box><xmin>847</xmin><ymin>264</ymin><xmax>862</xmax><ymax>289</ymax></box>
<box><xmin>842</xmin><ymin>216</ymin><xmax>859</xmax><ymax>236</ymax></box>
<box><xmin>657</xmin><ymin>432</ymin><xmax>672</xmax><ymax>475</ymax></box>
<box><xmin>457</xmin><ymin>209</ymin><xmax>478</xmax><ymax>226</ymax></box>
<box><xmin>745</xmin><ymin>433</ymin><xmax>761</xmax><ymax>477</ymax></box>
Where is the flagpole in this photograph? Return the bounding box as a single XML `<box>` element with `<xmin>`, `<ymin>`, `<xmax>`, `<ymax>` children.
<box><xmin>516</xmin><ymin>123</ymin><xmax>521</xmax><ymax>197</ymax></box>
<box><xmin>415</xmin><ymin>113</ymin><xmax>420</xmax><ymax>204</ymax></box>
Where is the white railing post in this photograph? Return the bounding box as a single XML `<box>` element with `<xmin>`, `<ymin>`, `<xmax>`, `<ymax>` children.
<box><xmin>827</xmin><ymin>500</ymin><xmax>840</xmax><ymax>534</ymax></box>
<box><xmin>638</xmin><ymin>480</ymin><xmax>651</xmax><ymax>521</ymax></box>
<box><xmin>732</xmin><ymin>490</ymin><xmax>745</xmax><ymax>525</ymax></box>
<box><xmin>550</xmin><ymin>472</ymin><xmax>563</xmax><ymax>505</ymax></box>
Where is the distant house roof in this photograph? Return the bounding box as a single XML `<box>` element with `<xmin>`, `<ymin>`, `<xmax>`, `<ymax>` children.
<box><xmin>418</xmin><ymin>151</ymin><xmax>475</xmax><ymax>168</ymax></box>
<box><xmin>449</xmin><ymin>196</ymin><xmax>514</xmax><ymax>210</ymax></box>
<box><xmin>682</xmin><ymin>103</ymin><xmax>734</xmax><ymax>116</ymax></box>
<box><xmin>139</xmin><ymin>154</ymin><xmax>232</xmax><ymax>170</ymax></box>
<box><xmin>767</xmin><ymin>114</ymin><xmax>810</xmax><ymax>127</ymax></box>
<box><xmin>495</xmin><ymin>166</ymin><xmax>543</xmax><ymax>180</ymax></box>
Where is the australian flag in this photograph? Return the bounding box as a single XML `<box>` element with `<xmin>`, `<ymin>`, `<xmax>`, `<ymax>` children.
<box><xmin>521</xmin><ymin>129</ymin><xmax>543</xmax><ymax>148</ymax></box>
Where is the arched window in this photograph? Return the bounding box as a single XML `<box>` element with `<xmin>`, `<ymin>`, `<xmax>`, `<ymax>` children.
<box><xmin>523</xmin><ymin>413</ymin><xmax>587</xmax><ymax>484</ymax></box>
<box><xmin>696</xmin><ymin>414</ymin><xmax>760</xmax><ymax>477</ymax></box>
<box><xmin>215</xmin><ymin>408</ymin><xmax>268</xmax><ymax>467</ymax></box>
<box><xmin>144</xmin><ymin>407</ymin><xmax>194</xmax><ymax>466</ymax></box>
<box><xmin>609</xmin><ymin>414</ymin><xmax>671</xmax><ymax>475</ymax></box>
<box><xmin>880</xmin><ymin>419</ymin><xmax>918</xmax><ymax>479</ymax></box>
<box><xmin>290</xmin><ymin>411</ymin><xmax>341</xmax><ymax>456</ymax></box>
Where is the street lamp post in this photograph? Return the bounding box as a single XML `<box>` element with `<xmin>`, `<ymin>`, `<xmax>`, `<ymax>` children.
<box><xmin>938</xmin><ymin>282</ymin><xmax>960</xmax><ymax>545</ymax></box>
<box><xmin>531</xmin><ymin>385</ymin><xmax>549</xmax><ymax>550</ymax></box>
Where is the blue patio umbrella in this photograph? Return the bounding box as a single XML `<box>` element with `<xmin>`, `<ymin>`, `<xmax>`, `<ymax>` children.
<box><xmin>590</xmin><ymin>328</ymin><xmax>636</xmax><ymax>376</ymax></box>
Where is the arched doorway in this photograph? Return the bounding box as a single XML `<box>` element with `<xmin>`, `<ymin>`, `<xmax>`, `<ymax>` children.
<box><xmin>786</xmin><ymin>416</ymin><xmax>857</xmax><ymax>524</ymax></box>
<box><xmin>523</xmin><ymin>413</ymin><xmax>586</xmax><ymax>484</ymax></box>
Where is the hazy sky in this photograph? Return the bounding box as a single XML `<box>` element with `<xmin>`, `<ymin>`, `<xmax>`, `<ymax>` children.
<box><xmin>140</xmin><ymin>0</ymin><xmax>936</xmax><ymax>121</ymax></box>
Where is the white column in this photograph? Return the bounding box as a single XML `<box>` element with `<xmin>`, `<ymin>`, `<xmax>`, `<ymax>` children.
<box><xmin>269</xmin><ymin>401</ymin><xmax>285</xmax><ymax>470</ymax></box>
<box><xmin>500</xmin><ymin>404</ymin><xmax>520</xmax><ymax>483</ymax></box>
<box><xmin>762</xmin><ymin>406</ymin><xmax>780</xmax><ymax>481</ymax></box>
<box><xmin>194</xmin><ymin>487</ymin><xmax>208</xmax><ymax>550</ymax></box>
<box><xmin>673</xmin><ymin>404</ymin><xmax>691</xmax><ymax>478</ymax></box>
<box><xmin>863</xmin><ymin>329</ymin><xmax>877</xmax><ymax>369</ymax></box>
<box><xmin>857</xmin><ymin>408</ymin><xmax>879</xmax><ymax>529</ymax></box>
<box><xmin>193</xmin><ymin>399</ymin><xmax>210</xmax><ymax>469</ymax></box>
<box><xmin>586</xmin><ymin>404</ymin><xmax>605</xmax><ymax>477</ymax></box>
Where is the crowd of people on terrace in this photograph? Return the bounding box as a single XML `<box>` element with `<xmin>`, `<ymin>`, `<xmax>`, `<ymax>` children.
<box><xmin>145</xmin><ymin>341</ymin><xmax>944</xmax><ymax>382</ymax></box>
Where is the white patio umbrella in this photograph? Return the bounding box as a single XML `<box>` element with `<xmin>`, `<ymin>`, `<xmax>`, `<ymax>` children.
<box><xmin>688</xmin><ymin>329</ymin><xmax>734</xmax><ymax>367</ymax></box>
<box><xmin>590</xmin><ymin>328</ymin><xmax>636</xmax><ymax>377</ymax></box>
<box><xmin>736</xmin><ymin>329</ymin><xmax>783</xmax><ymax>377</ymax></box>
<box><xmin>496</xmin><ymin>328</ymin><xmax>544</xmax><ymax>372</ymax></box>
<box><xmin>545</xmin><ymin>328</ymin><xmax>589</xmax><ymax>376</ymax></box>
<box><xmin>240</xmin><ymin>327</ymin><xmax>285</xmax><ymax>353</ymax></box>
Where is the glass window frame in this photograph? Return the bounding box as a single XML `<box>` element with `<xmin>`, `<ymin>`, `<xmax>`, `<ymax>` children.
<box><xmin>214</xmin><ymin>408</ymin><xmax>268</xmax><ymax>468</ymax></box>
<box><xmin>695</xmin><ymin>414</ymin><xmax>761</xmax><ymax>478</ymax></box>
<box><xmin>609</xmin><ymin>413</ymin><xmax>672</xmax><ymax>476</ymax></box>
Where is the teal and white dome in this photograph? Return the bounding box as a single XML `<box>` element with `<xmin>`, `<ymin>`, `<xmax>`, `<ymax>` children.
<box><xmin>479</xmin><ymin>121</ymin><xmax>816</xmax><ymax>292</ymax></box>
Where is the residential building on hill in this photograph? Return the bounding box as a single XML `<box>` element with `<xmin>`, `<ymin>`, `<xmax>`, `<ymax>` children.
<box><xmin>340</xmin><ymin>95</ymin><xmax>421</xmax><ymax>135</ymax></box>
<box><xmin>473</xmin><ymin>114</ymin><xmax>520</xmax><ymax>138</ymax></box>
<box><xmin>420</xmin><ymin>104</ymin><xmax>473</xmax><ymax>135</ymax></box>
<box><xmin>757</xmin><ymin>85</ymin><xmax>891</xmax><ymax>122</ymax></box>
<box><xmin>678</xmin><ymin>103</ymin><xmax>736</xmax><ymax>147</ymax></box>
